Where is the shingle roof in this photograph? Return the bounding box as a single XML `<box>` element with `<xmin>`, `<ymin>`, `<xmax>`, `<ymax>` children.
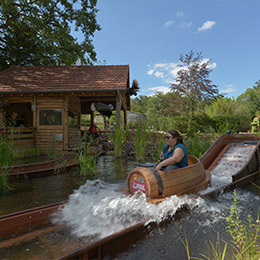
<box><xmin>0</xmin><ymin>65</ymin><xmax>130</xmax><ymax>94</ymax></box>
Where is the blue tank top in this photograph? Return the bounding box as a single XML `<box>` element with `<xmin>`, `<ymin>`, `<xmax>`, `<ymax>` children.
<box><xmin>162</xmin><ymin>143</ymin><xmax>188</xmax><ymax>168</ymax></box>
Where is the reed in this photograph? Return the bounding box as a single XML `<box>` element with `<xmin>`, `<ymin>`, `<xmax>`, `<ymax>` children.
<box><xmin>111</xmin><ymin>125</ymin><xmax>128</xmax><ymax>157</ymax></box>
<box><xmin>14</xmin><ymin>146</ymin><xmax>41</xmax><ymax>160</ymax></box>
<box><xmin>78</xmin><ymin>132</ymin><xmax>96</xmax><ymax>178</ymax></box>
<box><xmin>0</xmin><ymin>135</ymin><xmax>14</xmax><ymax>191</ymax></box>
<box><xmin>226</xmin><ymin>190</ymin><xmax>260</xmax><ymax>260</ymax></box>
<box><xmin>185</xmin><ymin>133</ymin><xmax>213</xmax><ymax>158</ymax></box>
<box><xmin>181</xmin><ymin>190</ymin><xmax>260</xmax><ymax>260</ymax></box>
<box><xmin>48</xmin><ymin>137</ymin><xmax>56</xmax><ymax>160</ymax></box>
<box><xmin>150</xmin><ymin>139</ymin><xmax>165</xmax><ymax>162</ymax></box>
<box><xmin>134</xmin><ymin>119</ymin><xmax>151</xmax><ymax>162</ymax></box>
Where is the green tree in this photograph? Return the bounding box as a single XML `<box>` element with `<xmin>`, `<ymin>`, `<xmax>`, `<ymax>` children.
<box><xmin>0</xmin><ymin>0</ymin><xmax>101</xmax><ymax>71</ymax></box>
<box><xmin>131</xmin><ymin>95</ymin><xmax>150</xmax><ymax>113</ymax></box>
<box><xmin>237</xmin><ymin>80</ymin><xmax>260</xmax><ymax>116</ymax></box>
<box><xmin>170</xmin><ymin>50</ymin><xmax>220</xmax><ymax>131</ymax></box>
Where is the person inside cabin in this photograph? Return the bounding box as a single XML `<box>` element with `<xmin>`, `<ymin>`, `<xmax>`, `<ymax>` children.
<box><xmin>88</xmin><ymin>123</ymin><xmax>101</xmax><ymax>139</ymax></box>
<box><xmin>155</xmin><ymin>130</ymin><xmax>188</xmax><ymax>171</ymax></box>
<box><xmin>15</xmin><ymin>115</ymin><xmax>27</xmax><ymax>127</ymax></box>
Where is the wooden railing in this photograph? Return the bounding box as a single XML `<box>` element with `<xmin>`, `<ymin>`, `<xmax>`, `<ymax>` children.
<box><xmin>0</xmin><ymin>127</ymin><xmax>35</xmax><ymax>150</ymax></box>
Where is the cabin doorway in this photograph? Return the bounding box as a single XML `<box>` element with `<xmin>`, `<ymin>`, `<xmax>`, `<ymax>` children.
<box><xmin>3</xmin><ymin>103</ymin><xmax>33</xmax><ymax>127</ymax></box>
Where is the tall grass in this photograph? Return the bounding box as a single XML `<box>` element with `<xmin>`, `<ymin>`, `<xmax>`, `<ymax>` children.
<box><xmin>134</xmin><ymin>119</ymin><xmax>151</xmax><ymax>162</ymax></box>
<box><xmin>181</xmin><ymin>190</ymin><xmax>260</xmax><ymax>260</ymax></box>
<box><xmin>226</xmin><ymin>190</ymin><xmax>260</xmax><ymax>260</ymax></box>
<box><xmin>0</xmin><ymin>135</ymin><xmax>15</xmax><ymax>191</ymax></box>
<box><xmin>48</xmin><ymin>137</ymin><xmax>56</xmax><ymax>160</ymax></box>
<box><xmin>185</xmin><ymin>133</ymin><xmax>214</xmax><ymax>158</ymax></box>
<box><xmin>78</xmin><ymin>132</ymin><xmax>96</xmax><ymax>178</ymax></box>
<box><xmin>111</xmin><ymin>125</ymin><xmax>128</xmax><ymax>157</ymax></box>
<box><xmin>150</xmin><ymin>139</ymin><xmax>165</xmax><ymax>162</ymax></box>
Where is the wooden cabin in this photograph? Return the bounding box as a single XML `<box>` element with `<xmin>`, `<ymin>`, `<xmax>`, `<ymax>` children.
<box><xmin>0</xmin><ymin>65</ymin><xmax>132</xmax><ymax>153</ymax></box>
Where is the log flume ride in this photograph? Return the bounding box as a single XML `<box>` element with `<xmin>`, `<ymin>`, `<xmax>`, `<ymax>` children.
<box><xmin>1</xmin><ymin>133</ymin><xmax>260</xmax><ymax>259</ymax></box>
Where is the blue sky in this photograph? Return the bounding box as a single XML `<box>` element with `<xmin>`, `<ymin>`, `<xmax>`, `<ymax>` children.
<box><xmin>80</xmin><ymin>0</ymin><xmax>260</xmax><ymax>98</ymax></box>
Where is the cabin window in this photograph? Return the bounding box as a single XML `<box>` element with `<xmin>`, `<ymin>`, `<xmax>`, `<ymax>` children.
<box><xmin>68</xmin><ymin>111</ymin><xmax>79</xmax><ymax>127</ymax></box>
<box><xmin>39</xmin><ymin>109</ymin><xmax>62</xmax><ymax>125</ymax></box>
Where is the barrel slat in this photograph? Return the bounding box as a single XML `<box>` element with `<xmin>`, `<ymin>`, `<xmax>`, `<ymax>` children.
<box><xmin>127</xmin><ymin>155</ymin><xmax>208</xmax><ymax>198</ymax></box>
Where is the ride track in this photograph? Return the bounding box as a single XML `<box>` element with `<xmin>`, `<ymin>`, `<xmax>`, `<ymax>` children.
<box><xmin>1</xmin><ymin>133</ymin><xmax>260</xmax><ymax>259</ymax></box>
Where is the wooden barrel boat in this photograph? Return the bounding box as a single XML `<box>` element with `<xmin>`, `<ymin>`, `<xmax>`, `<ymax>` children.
<box><xmin>125</xmin><ymin>155</ymin><xmax>211</xmax><ymax>203</ymax></box>
<box><xmin>2</xmin><ymin>134</ymin><xmax>260</xmax><ymax>259</ymax></box>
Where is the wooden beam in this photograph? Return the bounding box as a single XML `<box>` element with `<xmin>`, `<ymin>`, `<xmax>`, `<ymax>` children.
<box><xmin>63</xmin><ymin>96</ymin><xmax>69</xmax><ymax>150</ymax></box>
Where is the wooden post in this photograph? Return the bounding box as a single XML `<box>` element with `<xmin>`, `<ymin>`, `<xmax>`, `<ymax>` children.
<box><xmin>63</xmin><ymin>95</ymin><xmax>69</xmax><ymax>150</ymax></box>
<box><xmin>90</xmin><ymin>111</ymin><xmax>94</xmax><ymax>125</ymax></box>
<box><xmin>123</xmin><ymin>109</ymin><xmax>127</xmax><ymax>129</ymax></box>
<box><xmin>0</xmin><ymin>108</ymin><xmax>3</xmax><ymax>127</ymax></box>
<box><xmin>116</xmin><ymin>91</ymin><xmax>121</xmax><ymax>129</ymax></box>
<box><xmin>33</xmin><ymin>95</ymin><xmax>37</xmax><ymax>147</ymax></box>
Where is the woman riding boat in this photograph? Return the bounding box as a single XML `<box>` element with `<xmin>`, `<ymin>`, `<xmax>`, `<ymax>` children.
<box><xmin>155</xmin><ymin>130</ymin><xmax>188</xmax><ymax>171</ymax></box>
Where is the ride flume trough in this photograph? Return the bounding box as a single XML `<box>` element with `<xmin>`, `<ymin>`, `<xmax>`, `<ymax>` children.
<box><xmin>0</xmin><ymin>133</ymin><xmax>260</xmax><ymax>259</ymax></box>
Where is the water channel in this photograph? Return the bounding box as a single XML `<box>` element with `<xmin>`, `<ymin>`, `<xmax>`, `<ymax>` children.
<box><xmin>0</xmin><ymin>146</ymin><xmax>260</xmax><ymax>259</ymax></box>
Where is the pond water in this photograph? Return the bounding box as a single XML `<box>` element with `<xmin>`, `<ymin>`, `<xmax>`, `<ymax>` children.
<box><xmin>0</xmin><ymin>156</ymin><xmax>138</xmax><ymax>216</ymax></box>
<box><xmin>1</xmin><ymin>150</ymin><xmax>260</xmax><ymax>259</ymax></box>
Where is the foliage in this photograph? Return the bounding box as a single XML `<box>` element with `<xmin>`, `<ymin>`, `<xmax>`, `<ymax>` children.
<box><xmin>170</xmin><ymin>50</ymin><xmax>220</xmax><ymax>131</ymax></box>
<box><xmin>181</xmin><ymin>190</ymin><xmax>260</xmax><ymax>260</ymax></box>
<box><xmin>131</xmin><ymin>95</ymin><xmax>151</xmax><ymax>113</ymax></box>
<box><xmin>226</xmin><ymin>190</ymin><xmax>260</xmax><ymax>259</ymax></box>
<box><xmin>0</xmin><ymin>135</ymin><xmax>14</xmax><ymax>191</ymax></box>
<box><xmin>179</xmin><ymin>232</ymin><xmax>228</xmax><ymax>260</ymax></box>
<box><xmin>78</xmin><ymin>132</ymin><xmax>96</xmax><ymax>178</ymax></box>
<box><xmin>149</xmin><ymin>139</ymin><xmax>165</xmax><ymax>162</ymax></box>
<box><xmin>205</xmin><ymin>97</ymin><xmax>250</xmax><ymax>133</ymax></box>
<box><xmin>111</xmin><ymin>125</ymin><xmax>129</xmax><ymax>157</ymax></box>
<box><xmin>134</xmin><ymin>119</ymin><xmax>151</xmax><ymax>162</ymax></box>
<box><xmin>0</xmin><ymin>0</ymin><xmax>101</xmax><ymax>71</ymax></box>
<box><xmin>237</xmin><ymin>80</ymin><xmax>260</xmax><ymax>116</ymax></box>
<box><xmin>48</xmin><ymin>137</ymin><xmax>56</xmax><ymax>160</ymax></box>
<box><xmin>184</xmin><ymin>133</ymin><xmax>214</xmax><ymax>158</ymax></box>
<box><xmin>14</xmin><ymin>147</ymin><xmax>41</xmax><ymax>159</ymax></box>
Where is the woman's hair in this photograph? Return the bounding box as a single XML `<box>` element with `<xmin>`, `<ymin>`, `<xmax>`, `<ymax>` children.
<box><xmin>163</xmin><ymin>130</ymin><xmax>183</xmax><ymax>153</ymax></box>
<box><xmin>168</xmin><ymin>130</ymin><xmax>183</xmax><ymax>144</ymax></box>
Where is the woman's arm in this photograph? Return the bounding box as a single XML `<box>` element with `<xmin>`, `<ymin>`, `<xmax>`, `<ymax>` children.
<box><xmin>155</xmin><ymin>148</ymin><xmax>184</xmax><ymax>171</ymax></box>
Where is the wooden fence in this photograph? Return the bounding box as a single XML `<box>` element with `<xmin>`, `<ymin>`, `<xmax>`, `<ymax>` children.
<box><xmin>0</xmin><ymin>127</ymin><xmax>35</xmax><ymax>150</ymax></box>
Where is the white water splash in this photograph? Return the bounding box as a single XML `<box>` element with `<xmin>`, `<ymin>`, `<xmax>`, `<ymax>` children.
<box><xmin>52</xmin><ymin>144</ymin><xmax>258</xmax><ymax>240</ymax></box>
<box><xmin>52</xmin><ymin>179</ymin><xmax>206</xmax><ymax>240</ymax></box>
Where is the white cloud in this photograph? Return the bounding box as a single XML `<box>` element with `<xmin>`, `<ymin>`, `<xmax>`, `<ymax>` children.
<box><xmin>164</xmin><ymin>20</ymin><xmax>173</xmax><ymax>29</ymax></box>
<box><xmin>148</xmin><ymin>86</ymin><xmax>171</xmax><ymax>95</ymax></box>
<box><xmin>220</xmin><ymin>84</ymin><xmax>237</xmax><ymax>94</ymax></box>
<box><xmin>198</xmin><ymin>20</ymin><xmax>216</xmax><ymax>32</ymax></box>
<box><xmin>147</xmin><ymin>58</ymin><xmax>216</xmax><ymax>85</ymax></box>
<box><xmin>201</xmin><ymin>58</ymin><xmax>217</xmax><ymax>69</ymax></box>
<box><xmin>147</xmin><ymin>69</ymin><xmax>154</xmax><ymax>76</ymax></box>
<box><xmin>154</xmin><ymin>71</ymin><xmax>165</xmax><ymax>79</ymax></box>
<box><xmin>176</xmin><ymin>11</ymin><xmax>184</xmax><ymax>17</ymax></box>
<box><xmin>147</xmin><ymin>62</ymin><xmax>179</xmax><ymax>83</ymax></box>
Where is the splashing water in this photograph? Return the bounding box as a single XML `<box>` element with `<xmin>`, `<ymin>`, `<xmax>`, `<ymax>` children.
<box><xmin>52</xmin><ymin>143</ymin><xmax>257</xmax><ymax>241</ymax></box>
<box><xmin>52</xmin><ymin>179</ymin><xmax>206</xmax><ymax>240</ymax></box>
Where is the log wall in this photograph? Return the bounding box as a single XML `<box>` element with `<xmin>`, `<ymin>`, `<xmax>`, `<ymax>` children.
<box><xmin>68</xmin><ymin>96</ymin><xmax>81</xmax><ymax>149</ymax></box>
<box><xmin>36</xmin><ymin>96</ymin><xmax>64</xmax><ymax>153</ymax></box>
